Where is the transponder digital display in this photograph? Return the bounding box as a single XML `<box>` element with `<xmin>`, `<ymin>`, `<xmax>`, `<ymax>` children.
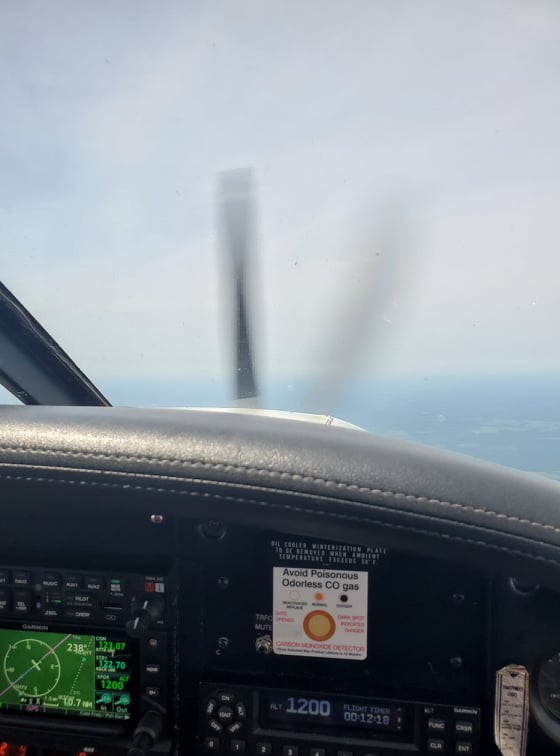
<box><xmin>0</xmin><ymin>628</ymin><xmax>132</xmax><ymax>721</ymax></box>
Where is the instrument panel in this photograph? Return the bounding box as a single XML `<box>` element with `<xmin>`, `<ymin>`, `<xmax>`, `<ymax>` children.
<box><xmin>0</xmin><ymin>518</ymin><xmax>558</xmax><ymax>755</ymax></box>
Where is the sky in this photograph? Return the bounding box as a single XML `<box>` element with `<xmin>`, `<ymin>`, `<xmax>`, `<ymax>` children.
<box><xmin>1</xmin><ymin>1</ymin><xmax>560</xmax><ymax>409</ymax></box>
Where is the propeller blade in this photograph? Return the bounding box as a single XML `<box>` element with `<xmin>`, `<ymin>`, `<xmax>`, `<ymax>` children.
<box><xmin>218</xmin><ymin>169</ymin><xmax>260</xmax><ymax>408</ymax></box>
<box><xmin>304</xmin><ymin>204</ymin><xmax>407</xmax><ymax>415</ymax></box>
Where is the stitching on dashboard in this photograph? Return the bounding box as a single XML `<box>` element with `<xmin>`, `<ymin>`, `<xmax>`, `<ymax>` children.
<box><xmin>0</xmin><ymin>471</ymin><xmax>559</xmax><ymax>569</ymax></box>
<box><xmin>0</xmin><ymin>449</ymin><xmax>559</xmax><ymax>536</ymax></box>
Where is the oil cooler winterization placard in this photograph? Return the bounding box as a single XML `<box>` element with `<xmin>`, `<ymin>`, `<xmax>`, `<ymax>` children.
<box><xmin>273</xmin><ymin>567</ymin><xmax>368</xmax><ymax>659</ymax></box>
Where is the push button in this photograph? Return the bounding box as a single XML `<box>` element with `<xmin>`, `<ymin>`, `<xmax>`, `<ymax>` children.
<box><xmin>217</xmin><ymin>690</ymin><xmax>236</xmax><ymax>704</ymax></box>
<box><xmin>0</xmin><ymin>570</ymin><xmax>10</xmax><ymax>586</ymax></box>
<box><xmin>64</xmin><ymin>574</ymin><xmax>82</xmax><ymax>589</ymax></box>
<box><xmin>217</xmin><ymin>705</ymin><xmax>234</xmax><ymax>724</ymax></box>
<box><xmin>145</xmin><ymin>663</ymin><xmax>161</xmax><ymax>674</ymax></box>
<box><xmin>204</xmin><ymin>736</ymin><xmax>220</xmax><ymax>752</ymax></box>
<box><xmin>65</xmin><ymin>591</ymin><xmax>94</xmax><ymax>608</ymax></box>
<box><xmin>311</xmin><ymin>749</ymin><xmax>326</xmax><ymax>756</ymax></box>
<box><xmin>65</xmin><ymin>608</ymin><xmax>93</xmax><ymax>620</ymax></box>
<box><xmin>427</xmin><ymin>718</ymin><xmax>446</xmax><ymax>732</ymax></box>
<box><xmin>0</xmin><ymin>589</ymin><xmax>11</xmax><ymax>612</ymax></box>
<box><xmin>256</xmin><ymin>744</ymin><xmax>272</xmax><ymax>756</ymax></box>
<box><xmin>283</xmin><ymin>747</ymin><xmax>298</xmax><ymax>756</ymax></box>
<box><xmin>455</xmin><ymin>744</ymin><xmax>473</xmax><ymax>755</ymax></box>
<box><xmin>42</xmin><ymin>573</ymin><xmax>61</xmax><ymax>588</ymax></box>
<box><xmin>208</xmin><ymin>719</ymin><xmax>223</xmax><ymax>734</ymax></box>
<box><xmin>13</xmin><ymin>570</ymin><xmax>32</xmax><ymax>587</ymax></box>
<box><xmin>230</xmin><ymin>741</ymin><xmax>246</xmax><ymax>753</ymax></box>
<box><xmin>337</xmin><ymin>751</ymin><xmax>352</xmax><ymax>756</ymax></box>
<box><xmin>228</xmin><ymin>722</ymin><xmax>243</xmax><ymax>735</ymax></box>
<box><xmin>235</xmin><ymin>701</ymin><xmax>247</xmax><ymax>719</ymax></box>
<box><xmin>43</xmin><ymin>606</ymin><xmax>62</xmax><ymax>618</ymax></box>
<box><xmin>109</xmin><ymin>577</ymin><xmax>126</xmax><ymax>592</ymax></box>
<box><xmin>427</xmin><ymin>740</ymin><xmax>445</xmax><ymax>752</ymax></box>
<box><xmin>85</xmin><ymin>575</ymin><xmax>104</xmax><ymax>590</ymax></box>
<box><xmin>455</xmin><ymin>721</ymin><xmax>474</xmax><ymax>736</ymax></box>
<box><xmin>206</xmin><ymin>698</ymin><xmax>218</xmax><ymax>717</ymax></box>
<box><xmin>14</xmin><ymin>590</ymin><xmax>33</xmax><ymax>613</ymax></box>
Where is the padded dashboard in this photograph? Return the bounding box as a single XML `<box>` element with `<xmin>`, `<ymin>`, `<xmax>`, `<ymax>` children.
<box><xmin>0</xmin><ymin>406</ymin><xmax>560</xmax><ymax>755</ymax></box>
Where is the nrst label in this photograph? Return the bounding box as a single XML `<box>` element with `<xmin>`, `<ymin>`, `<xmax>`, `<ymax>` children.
<box><xmin>272</xmin><ymin>567</ymin><xmax>368</xmax><ymax>660</ymax></box>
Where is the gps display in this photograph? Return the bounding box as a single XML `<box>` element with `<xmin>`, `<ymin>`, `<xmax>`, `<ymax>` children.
<box><xmin>0</xmin><ymin>628</ymin><xmax>132</xmax><ymax>721</ymax></box>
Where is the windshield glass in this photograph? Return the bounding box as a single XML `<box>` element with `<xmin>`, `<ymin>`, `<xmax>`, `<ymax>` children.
<box><xmin>2</xmin><ymin>2</ymin><xmax>560</xmax><ymax>476</ymax></box>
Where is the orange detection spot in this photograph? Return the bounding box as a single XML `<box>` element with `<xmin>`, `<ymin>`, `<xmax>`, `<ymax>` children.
<box><xmin>315</xmin><ymin>592</ymin><xmax>324</xmax><ymax>601</ymax></box>
<box><xmin>303</xmin><ymin>610</ymin><xmax>336</xmax><ymax>641</ymax></box>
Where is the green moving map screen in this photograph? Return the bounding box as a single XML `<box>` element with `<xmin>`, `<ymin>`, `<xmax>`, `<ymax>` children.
<box><xmin>0</xmin><ymin>628</ymin><xmax>132</xmax><ymax>721</ymax></box>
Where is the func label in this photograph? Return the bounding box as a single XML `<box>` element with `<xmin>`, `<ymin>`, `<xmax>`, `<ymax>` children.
<box><xmin>272</xmin><ymin>567</ymin><xmax>368</xmax><ymax>660</ymax></box>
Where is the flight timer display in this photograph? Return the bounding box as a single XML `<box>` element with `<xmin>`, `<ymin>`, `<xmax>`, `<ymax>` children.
<box><xmin>0</xmin><ymin>629</ymin><xmax>132</xmax><ymax>721</ymax></box>
<box><xmin>262</xmin><ymin>693</ymin><xmax>404</xmax><ymax>734</ymax></box>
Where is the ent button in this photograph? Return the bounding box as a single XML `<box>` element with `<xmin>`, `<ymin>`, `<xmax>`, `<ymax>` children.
<box><xmin>455</xmin><ymin>744</ymin><xmax>473</xmax><ymax>755</ymax></box>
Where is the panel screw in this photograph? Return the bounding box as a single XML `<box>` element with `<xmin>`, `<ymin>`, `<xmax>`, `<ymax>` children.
<box><xmin>217</xmin><ymin>636</ymin><xmax>230</xmax><ymax>650</ymax></box>
<box><xmin>199</xmin><ymin>520</ymin><xmax>227</xmax><ymax>540</ymax></box>
<box><xmin>150</xmin><ymin>514</ymin><xmax>164</xmax><ymax>525</ymax></box>
<box><xmin>450</xmin><ymin>656</ymin><xmax>463</xmax><ymax>669</ymax></box>
<box><xmin>217</xmin><ymin>576</ymin><xmax>230</xmax><ymax>590</ymax></box>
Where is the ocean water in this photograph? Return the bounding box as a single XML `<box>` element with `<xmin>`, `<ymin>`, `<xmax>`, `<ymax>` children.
<box><xmin>103</xmin><ymin>374</ymin><xmax>560</xmax><ymax>480</ymax></box>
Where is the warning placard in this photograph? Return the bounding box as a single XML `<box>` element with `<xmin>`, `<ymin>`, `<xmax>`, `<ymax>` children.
<box><xmin>273</xmin><ymin>567</ymin><xmax>368</xmax><ymax>660</ymax></box>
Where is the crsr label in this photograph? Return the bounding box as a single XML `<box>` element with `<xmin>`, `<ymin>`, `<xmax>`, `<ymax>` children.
<box><xmin>272</xmin><ymin>567</ymin><xmax>368</xmax><ymax>660</ymax></box>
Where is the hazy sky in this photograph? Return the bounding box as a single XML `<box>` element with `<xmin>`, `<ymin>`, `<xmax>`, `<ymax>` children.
<box><xmin>1</xmin><ymin>1</ymin><xmax>560</xmax><ymax>407</ymax></box>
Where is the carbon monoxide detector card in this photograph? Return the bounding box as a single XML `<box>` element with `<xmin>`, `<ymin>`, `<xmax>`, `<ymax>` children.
<box><xmin>272</xmin><ymin>567</ymin><xmax>368</xmax><ymax>660</ymax></box>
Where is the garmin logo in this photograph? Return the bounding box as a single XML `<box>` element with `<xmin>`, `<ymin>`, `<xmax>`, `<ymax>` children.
<box><xmin>22</xmin><ymin>623</ymin><xmax>49</xmax><ymax>631</ymax></box>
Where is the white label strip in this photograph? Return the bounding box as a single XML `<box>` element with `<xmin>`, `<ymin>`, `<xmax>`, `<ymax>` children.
<box><xmin>494</xmin><ymin>664</ymin><xmax>529</xmax><ymax>756</ymax></box>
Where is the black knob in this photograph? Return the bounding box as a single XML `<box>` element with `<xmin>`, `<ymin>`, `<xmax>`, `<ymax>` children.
<box><xmin>126</xmin><ymin>594</ymin><xmax>165</xmax><ymax>638</ymax></box>
<box><xmin>127</xmin><ymin>710</ymin><xmax>163</xmax><ymax>756</ymax></box>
